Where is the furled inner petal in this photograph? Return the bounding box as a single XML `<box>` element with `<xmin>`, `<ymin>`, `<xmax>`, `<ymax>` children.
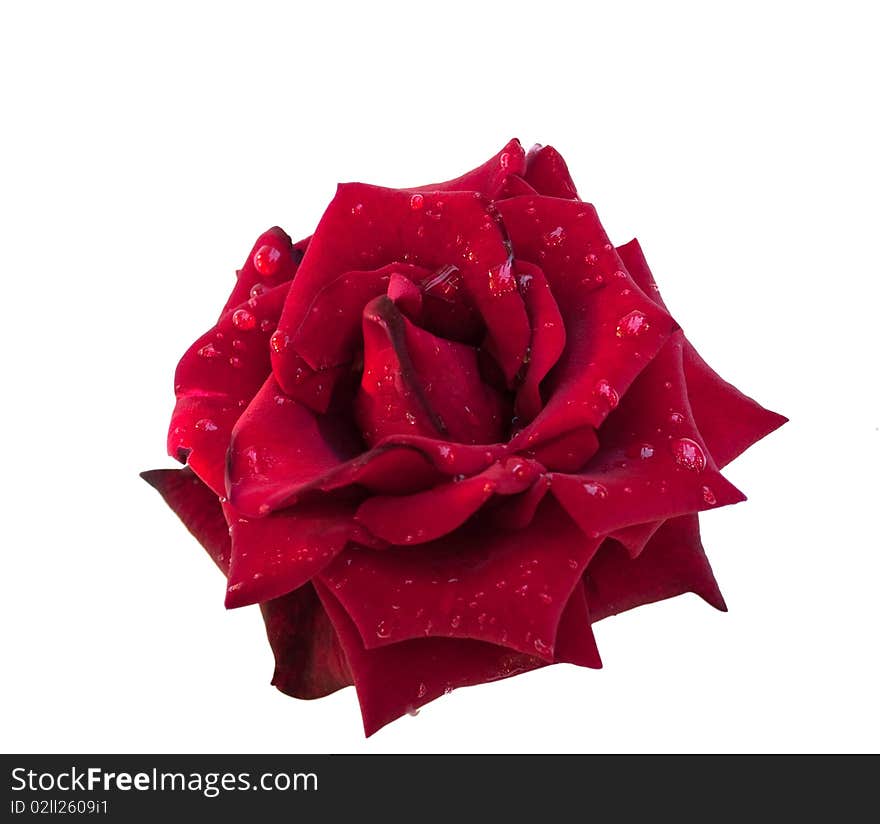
<box><xmin>499</xmin><ymin>196</ymin><xmax>676</xmax><ymax>450</ymax></box>
<box><xmin>168</xmin><ymin>281</ymin><xmax>291</xmax><ymax>495</ymax></box>
<box><xmin>272</xmin><ymin>185</ymin><xmax>531</xmax><ymax>399</ymax></box>
<box><xmin>355</xmin><ymin>296</ymin><xmax>507</xmax><ymax>446</ymax></box>
<box><xmin>586</xmin><ymin>514</ymin><xmax>726</xmax><ymax>622</ymax></box>
<box><xmin>513</xmin><ymin>260</ymin><xmax>566</xmax><ymax>424</ymax></box>
<box><xmin>318</xmin><ymin>498</ymin><xmax>600</xmax><ymax>661</ymax></box>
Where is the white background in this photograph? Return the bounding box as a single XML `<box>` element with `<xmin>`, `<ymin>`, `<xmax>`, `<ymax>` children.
<box><xmin>1</xmin><ymin>1</ymin><xmax>877</xmax><ymax>753</ymax></box>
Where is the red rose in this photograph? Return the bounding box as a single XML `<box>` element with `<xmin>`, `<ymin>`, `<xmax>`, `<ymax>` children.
<box><xmin>142</xmin><ymin>139</ymin><xmax>785</xmax><ymax>735</ymax></box>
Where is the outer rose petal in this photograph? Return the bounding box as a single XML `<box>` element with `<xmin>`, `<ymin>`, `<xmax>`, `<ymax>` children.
<box><xmin>523</xmin><ymin>144</ymin><xmax>580</xmax><ymax>199</ymax></box>
<box><xmin>617</xmin><ymin>238</ymin><xmax>787</xmax><ymax>467</ymax></box>
<box><xmin>169</xmin><ymin>281</ymin><xmax>290</xmax><ymax>495</ymax></box>
<box><xmin>221</xmin><ymin>227</ymin><xmax>308</xmax><ymax>316</ymax></box>
<box><xmin>498</xmin><ymin>196</ymin><xmax>676</xmax><ymax>450</ymax></box>
<box><xmin>272</xmin><ymin>185</ymin><xmax>530</xmax><ymax>400</ymax></box>
<box><xmin>586</xmin><ymin>514</ymin><xmax>727</xmax><ymax>621</ymax></box>
<box><xmin>410</xmin><ymin>138</ymin><xmax>526</xmax><ymax>197</ymax></box>
<box><xmin>550</xmin><ymin>332</ymin><xmax>746</xmax><ymax>539</ymax></box>
<box><xmin>554</xmin><ymin>581</ymin><xmax>602</xmax><ymax>668</ymax></box>
<box><xmin>140</xmin><ymin>467</ymin><xmax>351</xmax><ymax>698</ymax></box>
<box><xmin>318</xmin><ymin>498</ymin><xmax>600</xmax><ymax>661</ymax></box>
<box><xmin>356</xmin><ymin>296</ymin><xmax>507</xmax><ymax>446</ymax></box>
<box><xmin>224</xmin><ymin>499</ymin><xmax>371</xmax><ymax>609</ymax></box>
<box><xmin>314</xmin><ymin>579</ymin><xmax>544</xmax><ymax>737</ymax></box>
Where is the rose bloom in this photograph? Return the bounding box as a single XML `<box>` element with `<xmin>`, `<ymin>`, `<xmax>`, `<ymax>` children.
<box><xmin>143</xmin><ymin>140</ymin><xmax>785</xmax><ymax>735</ymax></box>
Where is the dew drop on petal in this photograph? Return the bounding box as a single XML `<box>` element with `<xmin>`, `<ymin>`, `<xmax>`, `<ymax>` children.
<box><xmin>194</xmin><ymin>418</ymin><xmax>218</xmax><ymax>432</ymax></box>
<box><xmin>270</xmin><ymin>330</ymin><xmax>288</xmax><ymax>353</ymax></box>
<box><xmin>626</xmin><ymin>442</ymin><xmax>655</xmax><ymax>460</ymax></box>
<box><xmin>417</xmin><ymin>682</ymin><xmax>428</xmax><ymax>699</ymax></box>
<box><xmin>249</xmin><ymin>283</ymin><xmax>267</xmax><ymax>300</ymax></box>
<box><xmin>702</xmin><ymin>485</ymin><xmax>717</xmax><ymax>505</ymax></box>
<box><xmin>534</xmin><ymin>638</ymin><xmax>552</xmax><ymax>655</ymax></box>
<box><xmin>616</xmin><ymin>310</ymin><xmax>649</xmax><ymax>338</ymax></box>
<box><xmin>376</xmin><ymin>620</ymin><xmax>390</xmax><ymax>639</ymax></box>
<box><xmin>542</xmin><ymin>226</ymin><xmax>566</xmax><ymax>247</ymax></box>
<box><xmin>409</xmin><ymin>193</ymin><xmax>424</xmax><ymax>210</ymax></box>
<box><xmin>669</xmin><ymin>411</ymin><xmax>685</xmax><ymax>426</ymax></box>
<box><xmin>197</xmin><ymin>343</ymin><xmax>222</xmax><ymax>359</ymax></box>
<box><xmin>260</xmin><ymin>319</ymin><xmax>274</xmax><ymax>332</ymax></box>
<box><xmin>228</xmin><ymin>356</ymin><xmax>242</xmax><ymax>368</ymax></box>
<box><xmin>253</xmin><ymin>244</ymin><xmax>282</xmax><ymax>277</ymax></box>
<box><xmin>671</xmin><ymin>437</ymin><xmax>707</xmax><ymax>471</ymax></box>
<box><xmin>593</xmin><ymin>379</ymin><xmax>619</xmax><ymax>409</ymax></box>
<box><xmin>583</xmin><ymin>481</ymin><xmax>608</xmax><ymax>499</ymax></box>
<box><xmin>499</xmin><ymin>151</ymin><xmax>511</xmax><ymax>169</ymax></box>
<box><xmin>351</xmin><ymin>203</ymin><xmax>364</xmax><ymax>216</ymax></box>
<box><xmin>232</xmin><ymin>308</ymin><xmax>257</xmax><ymax>331</ymax></box>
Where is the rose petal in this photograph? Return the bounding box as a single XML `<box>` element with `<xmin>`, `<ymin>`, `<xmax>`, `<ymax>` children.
<box><xmin>485</xmin><ymin>475</ymin><xmax>551</xmax><ymax>530</ymax></box>
<box><xmin>140</xmin><ymin>467</ymin><xmax>230</xmax><ymax>572</ymax></box>
<box><xmin>523</xmin><ymin>144</ymin><xmax>580</xmax><ymax>199</ymax></box>
<box><xmin>523</xmin><ymin>426</ymin><xmax>599</xmax><ymax>473</ymax></box>
<box><xmin>498</xmin><ymin>196</ymin><xmax>676</xmax><ymax>449</ymax></box>
<box><xmin>608</xmin><ymin>520</ymin><xmax>664</xmax><ymax>557</ymax></box>
<box><xmin>224</xmin><ymin>499</ymin><xmax>368</xmax><ymax>609</ymax></box>
<box><xmin>294</xmin><ymin>263</ymin><xmax>432</xmax><ymax>371</ymax></box>
<box><xmin>618</xmin><ymin>238</ymin><xmax>787</xmax><ymax>467</ymax></box>
<box><xmin>319</xmin><ymin>498</ymin><xmax>600</xmax><ymax>661</ymax></box>
<box><xmin>227</xmin><ymin>376</ymin><xmax>361</xmax><ymax>517</ymax></box>
<box><xmin>273</xmin><ymin>185</ymin><xmax>530</xmax><ymax>399</ymax></box>
<box><xmin>354</xmin><ymin>460</ymin><xmax>536</xmax><ymax>546</ymax></box>
<box><xmin>141</xmin><ymin>468</ymin><xmax>350</xmax><ymax>698</ymax></box>
<box><xmin>314</xmin><ymin>580</ymin><xmax>544</xmax><ymax>736</ymax></box>
<box><xmin>586</xmin><ymin>514</ymin><xmax>726</xmax><ymax>621</ymax></box>
<box><xmin>355</xmin><ymin>296</ymin><xmax>507</xmax><ymax>446</ymax></box>
<box><xmin>549</xmin><ymin>332</ymin><xmax>746</xmax><ymax>538</ymax></box>
<box><xmin>169</xmin><ymin>281</ymin><xmax>291</xmax><ymax>495</ymax></box>
<box><xmin>513</xmin><ymin>260</ymin><xmax>566</xmax><ymax>423</ymax></box>
<box><xmin>410</xmin><ymin>138</ymin><xmax>526</xmax><ymax>197</ymax></box>
<box><xmin>554</xmin><ymin>581</ymin><xmax>602</xmax><ymax>668</ymax></box>
<box><xmin>221</xmin><ymin>227</ymin><xmax>307</xmax><ymax>316</ymax></box>
<box><xmin>260</xmin><ymin>584</ymin><xmax>353</xmax><ymax>699</ymax></box>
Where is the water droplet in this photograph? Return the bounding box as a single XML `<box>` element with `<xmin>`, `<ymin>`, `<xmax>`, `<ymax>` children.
<box><xmin>542</xmin><ymin>226</ymin><xmax>566</xmax><ymax>247</ymax></box>
<box><xmin>584</xmin><ymin>253</ymin><xmax>598</xmax><ymax>265</ymax></box>
<box><xmin>488</xmin><ymin>259</ymin><xmax>514</xmax><ymax>296</ymax></box>
<box><xmin>194</xmin><ymin>418</ymin><xmax>218</xmax><ymax>432</ymax></box>
<box><xmin>376</xmin><ymin>620</ymin><xmax>390</xmax><ymax>639</ymax></box>
<box><xmin>568</xmin><ymin>558</ymin><xmax>579</xmax><ymax>569</ymax></box>
<box><xmin>534</xmin><ymin>638</ymin><xmax>552</xmax><ymax>655</ymax></box>
<box><xmin>270</xmin><ymin>330</ymin><xmax>288</xmax><ymax>353</ymax></box>
<box><xmin>669</xmin><ymin>411</ymin><xmax>685</xmax><ymax>425</ymax></box>
<box><xmin>702</xmin><ymin>485</ymin><xmax>717</xmax><ymax>505</ymax></box>
<box><xmin>417</xmin><ymin>682</ymin><xmax>428</xmax><ymax>698</ymax></box>
<box><xmin>260</xmin><ymin>319</ymin><xmax>274</xmax><ymax>333</ymax></box>
<box><xmin>626</xmin><ymin>442</ymin><xmax>655</xmax><ymax>460</ymax></box>
<box><xmin>499</xmin><ymin>151</ymin><xmax>511</xmax><ymax>169</ymax></box>
<box><xmin>351</xmin><ymin>203</ymin><xmax>364</xmax><ymax>216</ymax></box>
<box><xmin>406</xmin><ymin>706</ymin><xmax>420</xmax><ymax>717</ymax></box>
<box><xmin>253</xmin><ymin>244</ymin><xmax>281</xmax><ymax>277</ymax></box>
<box><xmin>671</xmin><ymin>437</ymin><xmax>707</xmax><ymax>471</ymax></box>
<box><xmin>409</xmin><ymin>193</ymin><xmax>424</xmax><ymax>210</ymax></box>
<box><xmin>232</xmin><ymin>338</ymin><xmax>247</xmax><ymax>352</ymax></box>
<box><xmin>197</xmin><ymin>343</ymin><xmax>222</xmax><ymax>359</ymax></box>
<box><xmin>405</xmin><ymin>411</ymin><xmax>417</xmax><ymax>425</ymax></box>
<box><xmin>232</xmin><ymin>308</ymin><xmax>257</xmax><ymax>331</ymax></box>
<box><xmin>583</xmin><ymin>481</ymin><xmax>608</xmax><ymax>499</ymax></box>
<box><xmin>450</xmin><ymin>615</ymin><xmax>461</xmax><ymax>629</ymax></box>
<box><xmin>538</xmin><ymin>592</ymin><xmax>553</xmax><ymax>605</ymax></box>
<box><xmin>593</xmin><ymin>379</ymin><xmax>619</xmax><ymax>408</ymax></box>
<box><xmin>664</xmin><ymin>381</ymin><xmax>673</xmax><ymax>390</ymax></box>
<box><xmin>616</xmin><ymin>310</ymin><xmax>649</xmax><ymax>338</ymax></box>
<box><xmin>249</xmin><ymin>283</ymin><xmax>267</xmax><ymax>300</ymax></box>
<box><xmin>228</xmin><ymin>356</ymin><xmax>242</xmax><ymax>368</ymax></box>
<box><xmin>258</xmin><ymin>503</ymin><xmax>271</xmax><ymax>515</ymax></box>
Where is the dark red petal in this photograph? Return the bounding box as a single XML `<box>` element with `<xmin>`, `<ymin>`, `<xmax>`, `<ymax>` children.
<box><xmin>294</xmin><ymin>263</ymin><xmax>432</xmax><ymax>371</ymax></box>
<box><xmin>485</xmin><ymin>475</ymin><xmax>551</xmax><ymax>531</ymax></box>
<box><xmin>314</xmin><ymin>580</ymin><xmax>544</xmax><ymax>736</ymax></box>
<box><xmin>318</xmin><ymin>498</ymin><xmax>600</xmax><ymax>661</ymax></box>
<box><xmin>410</xmin><ymin>138</ymin><xmax>526</xmax><ymax>197</ymax></box>
<box><xmin>354</xmin><ymin>459</ymin><xmax>536</xmax><ymax>546</ymax></box>
<box><xmin>549</xmin><ymin>332</ymin><xmax>746</xmax><ymax>538</ymax></box>
<box><xmin>272</xmin><ymin>185</ymin><xmax>529</xmax><ymax>398</ymax></box>
<box><xmin>227</xmin><ymin>376</ymin><xmax>360</xmax><ymax>517</ymax></box>
<box><xmin>169</xmin><ymin>281</ymin><xmax>291</xmax><ymax>495</ymax></box>
<box><xmin>224</xmin><ymin>499</ymin><xmax>367</xmax><ymax>609</ymax></box>
<box><xmin>554</xmin><ymin>581</ymin><xmax>602</xmax><ymax>668</ymax></box>
<box><xmin>221</xmin><ymin>228</ymin><xmax>308</xmax><ymax>316</ymax></box>
<box><xmin>496</xmin><ymin>174</ymin><xmax>539</xmax><ymax>199</ymax></box>
<box><xmin>140</xmin><ymin>467</ymin><xmax>230</xmax><ymax>572</ymax></box>
<box><xmin>498</xmin><ymin>197</ymin><xmax>676</xmax><ymax>449</ymax></box>
<box><xmin>617</xmin><ymin>238</ymin><xmax>786</xmax><ymax>467</ymax></box>
<box><xmin>523</xmin><ymin>425</ymin><xmax>599</xmax><ymax>473</ymax></box>
<box><xmin>260</xmin><ymin>584</ymin><xmax>353</xmax><ymax>699</ymax></box>
<box><xmin>523</xmin><ymin>144</ymin><xmax>580</xmax><ymax>199</ymax></box>
<box><xmin>355</xmin><ymin>296</ymin><xmax>507</xmax><ymax>446</ymax></box>
<box><xmin>608</xmin><ymin>520</ymin><xmax>664</xmax><ymax>558</ymax></box>
<box><xmin>586</xmin><ymin>514</ymin><xmax>726</xmax><ymax>622</ymax></box>
<box><xmin>513</xmin><ymin>260</ymin><xmax>566</xmax><ymax>423</ymax></box>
